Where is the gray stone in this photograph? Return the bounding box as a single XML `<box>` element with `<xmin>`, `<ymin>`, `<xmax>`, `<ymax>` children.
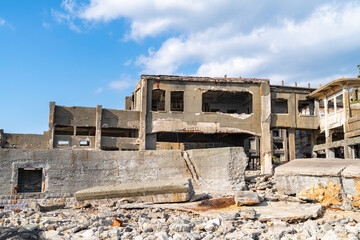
<box><xmin>235</xmin><ymin>191</ymin><xmax>260</xmax><ymax>206</ymax></box>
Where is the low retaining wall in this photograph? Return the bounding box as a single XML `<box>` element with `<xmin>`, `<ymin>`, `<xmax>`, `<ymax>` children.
<box><xmin>275</xmin><ymin>158</ymin><xmax>360</xmax><ymax>209</ymax></box>
<box><xmin>0</xmin><ymin>147</ymin><xmax>247</xmax><ymax>208</ymax></box>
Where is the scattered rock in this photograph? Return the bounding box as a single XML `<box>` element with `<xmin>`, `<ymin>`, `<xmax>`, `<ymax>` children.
<box><xmin>235</xmin><ymin>191</ymin><xmax>260</xmax><ymax>206</ymax></box>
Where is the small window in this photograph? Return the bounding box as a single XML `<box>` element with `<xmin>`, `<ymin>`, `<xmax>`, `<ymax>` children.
<box><xmin>57</xmin><ymin>140</ymin><xmax>70</xmax><ymax>147</ymax></box>
<box><xmin>151</xmin><ymin>89</ymin><xmax>165</xmax><ymax>111</ymax></box>
<box><xmin>271</xmin><ymin>99</ymin><xmax>288</xmax><ymax>114</ymax></box>
<box><xmin>170</xmin><ymin>91</ymin><xmax>184</xmax><ymax>112</ymax></box>
<box><xmin>336</xmin><ymin>94</ymin><xmax>343</xmax><ymax>111</ymax></box>
<box><xmin>298</xmin><ymin>100</ymin><xmax>314</xmax><ymax>115</ymax></box>
<box><xmin>227</xmin><ymin>110</ymin><xmax>237</xmax><ymax>113</ymax></box>
<box><xmin>272</xmin><ymin>130</ymin><xmax>280</xmax><ymax>137</ymax></box>
<box><xmin>328</xmin><ymin>98</ymin><xmax>335</xmax><ymax>114</ymax></box>
<box><xmin>18</xmin><ymin>168</ymin><xmax>42</xmax><ymax>193</ymax></box>
<box><xmin>79</xmin><ymin>140</ymin><xmax>90</xmax><ymax>146</ymax></box>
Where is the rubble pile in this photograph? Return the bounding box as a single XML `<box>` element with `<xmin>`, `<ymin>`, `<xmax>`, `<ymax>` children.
<box><xmin>1</xmin><ymin>201</ymin><xmax>360</xmax><ymax>240</ymax></box>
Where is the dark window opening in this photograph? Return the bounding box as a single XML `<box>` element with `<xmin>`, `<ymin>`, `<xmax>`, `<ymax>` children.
<box><xmin>316</xmin><ymin>150</ymin><xmax>326</xmax><ymax>158</ymax></box>
<box><xmin>101</xmin><ymin>128</ymin><xmax>138</xmax><ymax>138</ymax></box>
<box><xmin>334</xmin><ymin>147</ymin><xmax>344</xmax><ymax>159</ymax></box>
<box><xmin>76</xmin><ymin>127</ymin><xmax>96</xmax><ymax>136</ymax></box>
<box><xmin>18</xmin><ymin>168</ymin><xmax>42</xmax><ymax>193</ymax></box>
<box><xmin>272</xmin><ymin>130</ymin><xmax>280</xmax><ymax>137</ymax></box>
<box><xmin>151</xmin><ymin>89</ymin><xmax>165</xmax><ymax>111</ymax></box>
<box><xmin>273</xmin><ymin>142</ymin><xmax>283</xmax><ymax>150</ymax></box>
<box><xmin>353</xmin><ymin>145</ymin><xmax>360</xmax><ymax>158</ymax></box>
<box><xmin>79</xmin><ymin>140</ymin><xmax>90</xmax><ymax>146</ymax></box>
<box><xmin>101</xmin><ymin>146</ymin><xmax>119</xmax><ymax>151</ymax></box>
<box><xmin>202</xmin><ymin>91</ymin><xmax>252</xmax><ymax>114</ymax></box>
<box><xmin>336</xmin><ymin>94</ymin><xmax>344</xmax><ymax>111</ymax></box>
<box><xmin>328</xmin><ymin>98</ymin><xmax>335</xmax><ymax>114</ymax></box>
<box><xmin>298</xmin><ymin>100</ymin><xmax>314</xmax><ymax>115</ymax></box>
<box><xmin>271</xmin><ymin>99</ymin><xmax>288</xmax><ymax>114</ymax></box>
<box><xmin>315</xmin><ymin>132</ymin><xmax>326</xmax><ymax>145</ymax></box>
<box><xmin>332</xmin><ymin>128</ymin><xmax>344</xmax><ymax>142</ymax></box>
<box><xmin>171</xmin><ymin>91</ymin><xmax>184</xmax><ymax>112</ymax></box>
<box><xmin>227</xmin><ymin>110</ymin><xmax>237</xmax><ymax>113</ymax></box>
<box><xmin>57</xmin><ymin>140</ymin><xmax>70</xmax><ymax>147</ymax></box>
<box><xmin>54</xmin><ymin>126</ymin><xmax>74</xmax><ymax>135</ymax></box>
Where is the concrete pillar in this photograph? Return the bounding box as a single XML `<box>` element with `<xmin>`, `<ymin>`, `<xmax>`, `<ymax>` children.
<box><xmin>0</xmin><ymin>129</ymin><xmax>3</xmax><ymax>148</ymax></box>
<box><xmin>95</xmin><ymin>105</ymin><xmax>102</xmax><ymax>150</ymax></box>
<box><xmin>139</xmin><ymin>78</ymin><xmax>148</xmax><ymax>150</ymax></box>
<box><xmin>343</xmin><ymin>86</ymin><xmax>350</xmax><ymax>132</ymax></box>
<box><xmin>165</xmin><ymin>90</ymin><xmax>170</xmax><ymax>112</ymax></box>
<box><xmin>282</xmin><ymin>129</ymin><xmax>289</xmax><ymax>162</ymax></box>
<box><xmin>288</xmin><ymin>129</ymin><xmax>296</xmax><ymax>160</ymax></box>
<box><xmin>48</xmin><ymin>101</ymin><xmax>56</xmax><ymax>149</ymax></box>
<box><xmin>344</xmin><ymin>145</ymin><xmax>351</xmax><ymax>159</ymax></box>
<box><xmin>260</xmin><ymin>82</ymin><xmax>273</xmax><ymax>174</ymax></box>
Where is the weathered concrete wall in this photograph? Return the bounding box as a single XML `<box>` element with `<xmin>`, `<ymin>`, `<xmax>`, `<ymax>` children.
<box><xmin>101</xmin><ymin>109</ymin><xmax>139</xmax><ymax>129</ymax></box>
<box><xmin>3</xmin><ymin>133</ymin><xmax>48</xmax><ymax>149</ymax></box>
<box><xmin>275</xmin><ymin>158</ymin><xmax>360</xmax><ymax>208</ymax></box>
<box><xmin>55</xmin><ymin>106</ymin><xmax>96</xmax><ymax>126</ymax></box>
<box><xmin>0</xmin><ymin>147</ymin><xmax>247</xmax><ymax>197</ymax></box>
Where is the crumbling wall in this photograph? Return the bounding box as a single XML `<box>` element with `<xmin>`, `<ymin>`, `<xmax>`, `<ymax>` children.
<box><xmin>0</xmin><ymin>147</ymin><xmax>247</xmax><ymax>197</ymax></box>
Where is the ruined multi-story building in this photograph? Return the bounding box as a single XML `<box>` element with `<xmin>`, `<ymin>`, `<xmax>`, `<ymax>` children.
<box><xmin>1</xmin><ymin>75</ymin><xmax>359</xmax><ymax>202</ymax></box>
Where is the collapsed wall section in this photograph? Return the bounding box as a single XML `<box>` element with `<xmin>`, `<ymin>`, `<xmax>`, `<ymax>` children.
<box><xmin>0</xmin><ymin>147</ymin><xmax>247</xmax><ymax>199</ymax></box>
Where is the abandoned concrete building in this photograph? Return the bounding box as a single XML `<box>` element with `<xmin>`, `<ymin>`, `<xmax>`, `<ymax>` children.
<box><xmin>0</xmin><ymin>75</ymin><xmax>359</xmax><ymax>199</ymax></box>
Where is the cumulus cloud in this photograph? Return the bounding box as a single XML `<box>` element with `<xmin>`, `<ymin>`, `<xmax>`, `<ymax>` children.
<box><xmin>58</xmin><ymin>0</ymin><xmax>360</xmax><ymax>85</ymax></box>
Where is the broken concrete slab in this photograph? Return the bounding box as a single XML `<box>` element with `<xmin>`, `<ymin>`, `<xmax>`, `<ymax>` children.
<box><xmin>235</xmin><ymin>191</ymin><xmax>260</xmax><ymax>206</ymax></box>
<box><xmin>253</xmin><ymin>202</ymin><xmax>324</xmax><ymax>222</ymax></box>
<box><xmin>275</xmin><ymin>158</ymin><xmax>360</xmax><ymax>209</ymax></box>
<box><xmin>29</xmin><ymin>202</ymin><xmax>65</xmax><ymax>212</ymax></box>
<box><xmin>74</xmin><ymin>179</ymin><xmax>194</xmax><ymax>203</ymax></box>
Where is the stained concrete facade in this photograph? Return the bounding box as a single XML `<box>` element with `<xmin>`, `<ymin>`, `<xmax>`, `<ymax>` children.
<box><xmin>1</xmin><ymin>75</ymin><xmax>324</xmax><ymax>176</ymax></box>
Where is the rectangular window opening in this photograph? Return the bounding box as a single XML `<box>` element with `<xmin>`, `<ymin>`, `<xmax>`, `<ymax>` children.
<box><xmin>271</xmin><ymin>99</ymin><xmax>288</xmax><ymax>114</ymax></box>
<box><xmin>319</xmin><ymin>99</ymin><xmax>325</xmax><ymax>117</ymax></box>
<box><xmin>151</xmin><ymin>89</ymin><xmax>165</xmax><ymax>111</ymax></box>
<box><xmin>298</xmin><ymin>100</ymin><xmax>314</xmax><ymax>115</ymax></box>
<box><xmin>79</xmin><ymin>140</ymin><xmax>90</xmax><ymax>146</ymax></box>
<box><xmin>18</xmin><ymin>168</ymin><xmax>42</xmax><ymax>193</ymax></box>
<box><xmin>57</xmin><ymin>140</ymin><xmax>70</xmax><ymax>147</ymax></box>
<box><xmin>170</xmin><ymin>91</ymin><xmax>184</xmax><ymax>112</ymax></box>
<box><xmin>202</xmin><ymin>90</ymin><xmax>253</xmax><ymax>114</ymax></box>
<box><xmin>328</xmin><ymin>98</ymin><xmax>335</xmax><ymax>114</ymax></box>
<box><xmin>336</xmin><ymin>94</ymin><xmax>343</xmax><ymax>111</ymax></box>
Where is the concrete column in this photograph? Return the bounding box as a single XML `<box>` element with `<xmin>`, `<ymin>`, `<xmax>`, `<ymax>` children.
<box><xmin>344</xmin><ymin>145</ymin><xmax>351</xmax><ymax>159</ymax></box>
<box><xmin>324</xmin><ymin>95</ymin><xmax>329</xmax><ymax>139</ymax></box>
<box><xmin>165</xmin><ymin>90</ymin><xmax>170</xmax><ymax>112</ymax></box>
<box><xmin>343</xmin><ymin>86</ymin><xmax>350</xmax><ymax>132</ymax></box>
<box><xmin>48</xmin><ymin>101</ymin><xmax>56</xmax><ymax>149</ymax></box>
<box><xmin>260</xmin><ymin>82</ymin><xmax>273</xmax><ymax>174</ymax></box>
<box><xmin>282</xmin><ymin>129</ymin><xmax>289</xmax><ymax>162</ymax></box>
<box><xmin>0</xmin><ymin>129</ymin><xmax>3</xmax><ymax>148</ymax></box>
<box><xmin>95</xmin><ymin>105</ymin><xmax>102</xmax><ymax>150</ymax></box>
<box><xmin>139</xmin><ymin>78</ymin><xmax>148</xmax><ymax>150</ymax></box>
<box><xmin>288</xmin><ymin>129</ymin><xmax>296</xmax><ymax>160</ymax></box>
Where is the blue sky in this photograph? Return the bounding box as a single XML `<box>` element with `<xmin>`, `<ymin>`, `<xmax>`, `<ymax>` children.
<box><xmin>1</xmin><ymin>0</ymin><xmax>360</xmax><ymax>134</ymax></box>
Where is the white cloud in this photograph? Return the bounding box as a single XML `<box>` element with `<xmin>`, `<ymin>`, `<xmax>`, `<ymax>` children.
<box><xmin>58</xmin><ymin>0</ymin><xmax>360</xmax><ymax>85</ymax></box>
<box><xmin>94</xmin><ymin>87</ymin><xmax>103</xmax><ymax>93</ymax></box>
<box><xmin>0</xmin><ymin>18</ymin><xmax>5</xmax><ymax>26</ymax></box>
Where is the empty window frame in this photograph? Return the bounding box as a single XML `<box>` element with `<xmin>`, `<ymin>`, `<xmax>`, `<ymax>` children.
<box><xmin>271</xmin><ymin>99</ymin><xmax>288</xmax><ymax>114</ymax></box>
<box><xmin>79</xmin><ymin>140</ymin><xmax>90</xmax><ymax>146</ymax></box>
<box><xmin>336</xmin><ymin>94</ymin><xmax>343</xmax><ymax>111</ymax></box>
<box><xmin>17</xmin><ymin>168</ymin><xmax>42</xmax><ymax>193</ymax></box>
<box><xmin>298</xmin><ymin>100</ymin><xmax>314</xmax><ymax>115</ymax></box>
<box><xmin>76</xmin><ymin>127</ymin><xmax>96</xmax><ymax>136</ymax></box>
<box><xmin>328</xmin><ymin>98</ymin><xmax>335</xmax><ymax>114</ymax></box>
<box><xmin>170</xmin><ymin>91</ymin><xmax>184</xmax><ymax>112</ymax></box>
<box><xmin>151</xmin><ymin>89</ymin><xmax>166</xmax><ymax>111</ymax></box>
<box><xmin>57</xmin><ymin>140</ymin><xmax>70</xmax><ymax>147</ymax></box>
<box><xmin>202</xmin><ymin>90</ymin><xmax>253</xmax><ymax>114</ymax></box>
<box><xmin>319</xmin><ymin>99</ymin><xmax>325</xmax><ymax>117</ymax></box>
